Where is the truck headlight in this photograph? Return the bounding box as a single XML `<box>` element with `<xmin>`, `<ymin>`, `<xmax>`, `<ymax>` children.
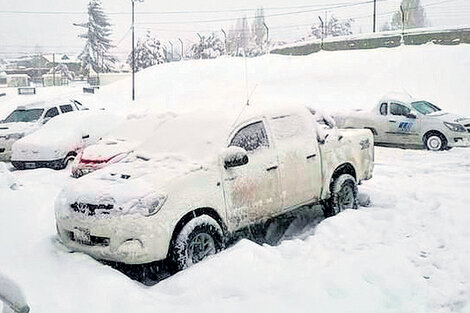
<box><xmin>146</xmin><ymin>195</ymin><xmax>167</xmax><ymax>216</ymax></box>
<box><xmin>444</xmin><ymin>122</ymin><xmax>466</xmax><ymax>133</ymax></box>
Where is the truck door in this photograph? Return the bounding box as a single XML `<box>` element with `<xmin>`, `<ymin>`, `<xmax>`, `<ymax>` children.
<box><xmin>374</xmin><ymin>102</ymin><xmax>391</xmax><ymax>143</ymax></box>
<box><xmin>269</xmin><ymin>113</ymin><xmax>322</xmax><ymax>211</ymax></box>
<box><xmin>386</xmin><ymin>103</ymin><xmax>419</xmax><ymax>144</ymax></box>
<box><xmin>222</xmin><ymin>120</ymin><xmax>282</xmax><ymax>229</ymax></box>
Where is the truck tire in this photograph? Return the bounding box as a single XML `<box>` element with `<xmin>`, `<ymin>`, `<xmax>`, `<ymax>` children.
<box><xmin>323</xmin><ymin>174</ymin><xmax>358</xmax><ymax>217</ymax></box>
<box><xmin>171</xmin><ymin>215</ymin><xmax>224</xmax><ymax>271</ymax></box>
<box><xmin>424</xmin><ymin>132</ymin><xmax>448</xmax><ymax>151</ymax></box>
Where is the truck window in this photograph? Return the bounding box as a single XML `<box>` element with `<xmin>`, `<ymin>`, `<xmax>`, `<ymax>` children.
<box><xmin>60</xmin><ymin>105</ymin><xmax>73</xmax><ymax>113</ymax></box>
<box><xmin>379</xmin><ymin>103</ymin><xmax>388</xmax><ymax>115</ymax></box>
<box><xmin>270</xmin><ymin>114</ymin><xmax>305</xmax><ymax>140</ymax></box>
<box><xmin>229</xmin><ymin>121</ymin><xmax>269</xmax><ymax>152</ymax></box>
<box><xmin>44</xmin><ymin>107</ymin><xmax>59</xmax><ymax>118</ymax></box>
<box><xmin>390</xmin><ymin>103</ymin><xmax>410</xmax><ymax>116</ymax></box>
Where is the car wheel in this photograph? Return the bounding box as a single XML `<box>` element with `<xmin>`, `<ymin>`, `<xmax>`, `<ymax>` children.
<box><xmin>424</xmin><ymin>132</ymin><xmax>447</xmax><ymax>151</ymax></box>
<box><xmin>323</xmin><ymin>174</ymin><xmax>358</xmax><ymax>217</ymax></box>
<box><xmin>171</xmin><ymin>215</ymin><xmax>224</xmax><ymax>271</ymax></box>
<box><xmin>61</xmin><ymin>154</ymin><xmax>76</xmax><ymax>170</ymax></box>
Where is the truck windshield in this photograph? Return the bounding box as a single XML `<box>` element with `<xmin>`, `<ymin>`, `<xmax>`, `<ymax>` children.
<box><xmin>3</xmin><ymin>109</ymin><xmax>44</xmax><ymax>123</ymax></box>
<box><xmin>411</xmin><ymin>101</ymin><xmax>441</xmax><ymax>115</ymax></box>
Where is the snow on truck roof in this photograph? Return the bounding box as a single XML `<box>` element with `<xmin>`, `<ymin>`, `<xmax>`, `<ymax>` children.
<box><xmin>135</xmin><ymin>103</ymin><xmax>313</xmax><ymax>162</ymax></box>
<box><xmin>379</xmin><ymin>92</ymin><xmax>417</xmax><ymax>104</ymax></box>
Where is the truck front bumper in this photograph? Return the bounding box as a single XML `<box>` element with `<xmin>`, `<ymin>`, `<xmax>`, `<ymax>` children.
<box><xmin>56</xmin><ymin>209</ymin><xmax>172</xmax><ymax>265</ymax></box>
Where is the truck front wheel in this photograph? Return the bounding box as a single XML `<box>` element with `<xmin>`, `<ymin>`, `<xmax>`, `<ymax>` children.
<box><xmin>323</xmin><ymin>174</ymin><xmax>358</xmax><ymax>217</ymax></box>
<box><xmin>170</xmin><ymin>215</ymin><xmax>224</xmax><ymax>271</ymax></box>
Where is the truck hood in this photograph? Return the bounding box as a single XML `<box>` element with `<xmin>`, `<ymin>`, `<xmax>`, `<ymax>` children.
<box><xmin>427</xmin><ymin>111</ymin><xmax>470</xmax><ymax>124</ymax></box>
<box><xmin>58</xmin><ymin>153</ymin><xmax>206</xmax><ymax>216</ymax></box>
<box><xmin>0</xmin><ymin>122</ymin><xmax>39</xmax><ymax>136</ymax></box>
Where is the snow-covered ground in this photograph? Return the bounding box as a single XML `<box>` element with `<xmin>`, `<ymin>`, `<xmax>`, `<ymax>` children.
<box><xmin>1</xmin><ymin>44</ymin><xmax>470</xmax><ymax>312</ymax></box>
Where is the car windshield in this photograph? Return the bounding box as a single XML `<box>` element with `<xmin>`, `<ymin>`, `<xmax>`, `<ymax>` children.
<box><xmin>3</xmin><ymin>108</ymin><xmax>44</xmax><ymax>123</ymax></box>
<box><xmin>411</xmin><ymin>101</ymin><xmax>441</xmax><ymax>115</ymax></box>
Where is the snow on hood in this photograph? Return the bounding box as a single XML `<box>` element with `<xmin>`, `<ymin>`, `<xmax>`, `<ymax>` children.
<box><xmin>0</xmin><ymin>122</ymin><xmax>39</xmax><ymax>136</ymax></box>
<box><xmin>59</xmin><ymin>153</ymin><xmax>203</xmax><ymax>216</ymax></box>
<box><xmin>12</xmin><ymin>110</ymin><xmax>121</xmax><ymax>160</ymax></box>
<box><xmin>427</xmin><ymin>111</ymin><xmax>470</xmax><ymax>123</ymax></box>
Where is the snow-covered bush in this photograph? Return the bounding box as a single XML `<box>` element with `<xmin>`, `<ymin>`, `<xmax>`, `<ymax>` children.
<box><xmin>190</xmin><ymin>34</ymin><xmax>225</xmax><ymax>60</ymax></box>
<box><xmin>127</xmin><ymin>31</ymin><xmax>167</xmax><ymax>72</ymax></box>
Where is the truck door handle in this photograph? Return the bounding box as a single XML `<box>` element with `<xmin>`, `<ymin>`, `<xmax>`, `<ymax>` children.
<box><xmin>306</xmin><ymin>154</ymin><xmax>317</xmax><ymax>160</ymax></box>
<box><xmin>266</xmin><ymin>165</ymin><xmax>278</xmax><ymax>172</ymax></box>
<box><xmin>388</xmin><ymin>120</ymin><xmax>396</xmax><ymax>123</ymax></box>
<box><xmin>224</xmin><ymin>177</ymin><xmax>236</xmax><ymax>181</ymax></box>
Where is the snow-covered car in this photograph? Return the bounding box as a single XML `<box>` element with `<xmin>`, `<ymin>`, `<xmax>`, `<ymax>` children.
<box><xmin>0</xmin><ymin>99</ymin><xmax>86</xmax><ymax>161</ymax></box>
<box><xmin>55</xmin><ymin>104</ymin><xmax>374</xmax><ymax>271</ymax></box>
<box><xmin>11</xmin><ymin>110</ymin><xmax>119</xmax><ymax>170</ymax></box>
<box><xmin>334</xmin><ymin>93</ymin><xmax>470</xmax><ymax>151</ymax></box>
<box><xmin>71</xmin><ymin>112</ymin><xmax>176</xmax><ymax>178</ymax></box>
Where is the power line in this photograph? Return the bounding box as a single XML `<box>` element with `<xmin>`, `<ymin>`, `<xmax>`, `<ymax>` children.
<box><xmin>136</xmin><ymin>0</ymin><xmax>387</xmax><ymax>25</ymax></box>
<box><xmin>0</xmin><ymin>1</ymin><xmax>383</xmax><ymax>16</ymax></box>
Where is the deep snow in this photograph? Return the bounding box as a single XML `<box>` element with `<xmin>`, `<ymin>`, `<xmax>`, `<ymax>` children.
<box><xmin>1</xmin><ymin>44</ymin><xmax>470</xmax><ymax>313</ymax></box>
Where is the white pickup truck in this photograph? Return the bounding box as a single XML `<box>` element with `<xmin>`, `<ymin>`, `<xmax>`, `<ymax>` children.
<box><xmin>334</xmin><ymin>93</ymin><xmax>470</xmax><ymax>151</ymax></box>
<box><xmin>55</xmin><ymin>104</ymin><xmax>374</xmax><ymax>271</ymax></box>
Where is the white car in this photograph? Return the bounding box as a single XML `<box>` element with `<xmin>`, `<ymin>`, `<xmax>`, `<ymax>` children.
<box><xmin>55</xmin><ymin>104</ymin><xmax>374</xmax><ymax>271</ymax></box>
<box><xmin>11</xmin><ymin>110</ymin><xmax>118</xmax><ymax>170</ymax></box>
<box><xmin>71</xmin><ymin>112</ymin><xmax>177</xmax><ymax>178</ymax></box>
<box><xmin>0</xmin><ymin>99</ymin><xmax>85</xmax><ymax>161</ymax></box>
<box><xmin>334</xmin><ymin>93</ymin><xmax>470</xmax><ymax>151</ymax></box>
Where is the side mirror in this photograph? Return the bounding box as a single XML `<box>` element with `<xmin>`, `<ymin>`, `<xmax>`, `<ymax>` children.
<box><xmin>405</xmin><ymin>113</ymin><xmax>417</xmax><ymax>119</ymax></box>
<box><xmin>222</xmin><ymin>146</ymin><xmax>249</xmax><ymax>169</ymax></box>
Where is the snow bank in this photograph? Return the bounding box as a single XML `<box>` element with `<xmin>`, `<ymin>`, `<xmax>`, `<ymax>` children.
<box><xmin>0</xmin><ymin>163</ymin><xmax>18</xmax><ymax>190</ymax></box>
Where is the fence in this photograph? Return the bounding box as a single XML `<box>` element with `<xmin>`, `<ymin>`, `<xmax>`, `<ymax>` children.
<box><xmin>271</xmin><ymin>27</ymin><xmax>470</xmax><ymax>56</ymax></box>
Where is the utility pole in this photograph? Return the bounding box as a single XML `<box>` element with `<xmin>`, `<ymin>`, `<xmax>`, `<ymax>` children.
<box><xmin>400</xmin><ymin>4</ymin><xmax>405</xmax><ymax>45</ymax></box>
<box><xmin>178</xmin><ymin>38</ymin><xmax>184</xmax><ymax>60</ymax></box>
<box><xmin>52</xmin><ymin>53</ymin><xmax>56</xmax><ymax>86</ymax></box>
<box><xmin>131</xmin><ymin>0</ymin><xmax>143</xmax><ymax>101</ymax></box>
<box><xmin>318</xmin><ymin>16</ymin><xmax>324</xmax><ymax>50</ymax></box>
<box><xmin>373</xmin><ymin>0</ymin><xmax>377</xmax><ymax>32</ymax></box>
<box><xmin>263</xmin><ymin>22</ymin><xmax>269</xmax><ymax>55</ymax></box>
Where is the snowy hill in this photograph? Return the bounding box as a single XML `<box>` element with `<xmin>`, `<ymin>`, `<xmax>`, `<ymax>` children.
<box><xmin>95</xmin><ymin>43</ymin><xmax>470</xmax><ymax>117</ymax></box>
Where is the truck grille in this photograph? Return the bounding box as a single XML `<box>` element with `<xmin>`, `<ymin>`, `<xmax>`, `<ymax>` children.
<box><xmin>66</xmin><ymin>230</ymin><xmax>110</xmax><ymax>246</ymax></box>
<box><xmin>70</xmin><ymin>202</ymin><xmax>114</xmax><ymax>216</ymax></box>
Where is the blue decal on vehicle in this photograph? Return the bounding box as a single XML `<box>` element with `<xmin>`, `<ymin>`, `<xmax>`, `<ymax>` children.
<box><xmin>398</xmin><ymin>122</ymin><xmax>413</xmax><ymax>132</ymax></box>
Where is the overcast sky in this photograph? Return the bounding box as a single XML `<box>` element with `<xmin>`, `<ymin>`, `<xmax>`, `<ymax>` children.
<box><xmin>0</xmin><ymin>0</ymin><xmax>469</xmax><ymax>60</ymax></box>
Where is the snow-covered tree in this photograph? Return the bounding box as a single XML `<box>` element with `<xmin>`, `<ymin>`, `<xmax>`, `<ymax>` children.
<box><xmin>390</xmin><ymin>0</ymin><xmax>428</xmax><ymax>30</ymax></box>
<box><xmin>310</xmin><ymin>15</ymin><xmax>354</xmax><ymax>39</ymax></box>
<box><xmin>226</xmin><ymin>16</ymin><xmax>251</xmax><ymax>56</ymax></box>
<box><xmin>190</xmin><ymin>33</ymin><xmax>225</xmax><ymax>59</ymax></box>
<box><xmin>127</xmin><ymin>31</ymin><xmax>167</xmax><ymax>72</ymax></box>
<box><xmin>251</xmin><ymin>8</ymin><xmax>266</xmax><ymax>50</ymax></box>
<box><xmin>75</xmin><ymin>0</ymin><xmax>116</xmax><ymax>74</ymax></box>
<box><xmin>49</xmin><ymin>64</ymin><xmax>75</xmax><ymax>81</ymax></box>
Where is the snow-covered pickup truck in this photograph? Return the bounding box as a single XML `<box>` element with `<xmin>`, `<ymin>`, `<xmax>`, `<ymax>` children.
<box><xmin>55</xmin><ymin>104</ymin><xmax>374</xmax><ymax>271</ymax></box>
<box><xmin>334</xmin><ymin>93</ymin><xmax>470</xmax><ymax>151</ymax></box>
<box><xmin>0</xmin><ymin>99</ymin><xmax>85</xmax><ymax>161</ymax></box>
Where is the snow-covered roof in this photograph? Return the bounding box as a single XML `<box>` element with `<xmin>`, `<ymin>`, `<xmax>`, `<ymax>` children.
<box><xmin>379</xmin><ymin>91</ymin><xmax>416</xmax><ymax>104</ymax></box>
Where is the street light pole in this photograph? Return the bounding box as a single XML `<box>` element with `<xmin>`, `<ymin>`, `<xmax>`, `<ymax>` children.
<box><xmin>131</xmin><ymin>0</ymin><xmax>135</xmax><ymax>101</ymax></box>
<box><xmin>373</xmin><ymin>0</ymin><xmax>377</xmax><ymax>32</ymax></box>
<box><xmin>131</xmin><ymin>0</ymin><xmax>143</xmax><ymax>101</ymax></box>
